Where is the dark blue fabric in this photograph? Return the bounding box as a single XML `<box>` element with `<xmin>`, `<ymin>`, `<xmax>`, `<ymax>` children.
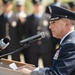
<box><xmin>45</xmin><ymin>31</ymin><xmax>75</xmax><ymax>75</ymax></box>
<box><xmin>49</xmin><ymin>6</ymin><xmax>75</xmax><ymax>21</ymax></box>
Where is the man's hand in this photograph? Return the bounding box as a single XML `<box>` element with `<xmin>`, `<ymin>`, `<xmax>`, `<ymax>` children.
<box><xmin>17</xmin><ymin>68</ymin><xmax>32</xmax><ymax>74</ymax></box>
<box><xmin>30</xmin><ymin>67</ymin><xmax>45</xmax><ymax>75</ymax></box>
<box><xmin>30</xmin><ymin>67</ymin><xmax>50</xmax><ymax>75</ymax></box>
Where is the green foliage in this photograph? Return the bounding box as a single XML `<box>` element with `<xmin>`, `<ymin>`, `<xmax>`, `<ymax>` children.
<box><xmin>25</xmin><ymin>0</ymin><xmax>33</xmax><ymax>15</ymax></box>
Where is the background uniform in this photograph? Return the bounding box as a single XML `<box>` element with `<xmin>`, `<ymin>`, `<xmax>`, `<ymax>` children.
<box><xmin>0</xmin><ymin>12</ymin><xmax>21</xmax><ymax>61</ymax></box>
<box><xmin>15</xmin><ymin>0</ymin><xmax>29</xmax><ymax>63</ymax></box>
<box><xmin>22</xmin><ymin>0</ymin><xmax>58</xmax><ymax>67</ymax></box>
<box><xmin>24</xmin><ymin>13</ymin><xmax>55</xmax><ymax>67</ymax></box>
<box><xmin>0</xmin><ymin>0</ymin><xmax>21</xmax><ymax>61</ymax></box>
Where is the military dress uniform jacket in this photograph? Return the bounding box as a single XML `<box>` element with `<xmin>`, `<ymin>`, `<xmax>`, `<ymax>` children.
<box><xmin>0</xmin><ymin>13</ymin><xmax>21</xmax><ymax>61</ymax></box>
<box><xmin>38</xmin><ymin>31</ymin><xmax>75</xmax><ymax>75</ymax></box>
<box><xmin>24</xmin><ymin>13</ymin><xmax>55</xmax><ymax>54</ymax></box>
<box><xmin>23</xmin><ymin>13</ymin><xmax>56</xmax><ymax>67</ymax></box>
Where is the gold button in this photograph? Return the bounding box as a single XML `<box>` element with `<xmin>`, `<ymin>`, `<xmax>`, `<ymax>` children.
<box><xmin>43</xmin><ymin>20</ymin><xmax>48</xmax><ymax>26</ymax></box>
<box><xmin>12</xmin><ymin>21</ymin><xmax>17</xmax><ymax>27</ymax></box>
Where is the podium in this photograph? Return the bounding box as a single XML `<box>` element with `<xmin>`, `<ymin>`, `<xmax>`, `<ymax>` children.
<box><xmin>0</xmin><ymin>58</ymin><xmax>35</xmax><ymax>75</ymax></box>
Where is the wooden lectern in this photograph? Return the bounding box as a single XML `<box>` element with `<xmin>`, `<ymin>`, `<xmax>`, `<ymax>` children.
<box><xmin>0</xmin><ymin>58</ymin><xmax>35</xmax><ymax>75</ymax></box>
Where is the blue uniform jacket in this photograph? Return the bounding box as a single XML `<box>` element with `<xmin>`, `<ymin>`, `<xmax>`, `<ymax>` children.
<box><xmin>44</xmin><ymin>31</ymin><xmax>75</xmax><ymax>75</ymax></box>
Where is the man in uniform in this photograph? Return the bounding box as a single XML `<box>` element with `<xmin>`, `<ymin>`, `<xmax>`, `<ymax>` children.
<box><xmin>0</xmin><ymin>0</ymin><xmax>21</xmax><ymax>61</ymax></box>
<box><xmin>20</xmin><ymin>6</ymin><xmax>75</xmax><ymax>75</ymax></box>
<box><xmin>15</xmin><ymin>0</ymin><xmax>27</xmax><ymax>27</ymax></box>
<box><xmin>23</xmin><ymin>0</ymin><xmax>55</xmax><ymax>67</ymax></box>
<box><xmin>29</xmin><ymin>5</ymin><xmax>75</xmax><ymax>75</ymax></box>
<box><xmin>14</xmin><ymin>0</ymin><xmax>28</xmax><ymax>62</ymax></box>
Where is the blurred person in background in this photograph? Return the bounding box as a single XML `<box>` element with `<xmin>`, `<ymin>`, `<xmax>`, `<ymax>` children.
<box><xmin>50</xmin><ymin>0</ymin><xmax>62</xmax><ymax>6</ymax></box>
<box><xmin>68</xmin><ymin>2</ymin><xmax>75</xmax><ymax>12</ymax></box>
<box><xmin>45</xmin><ymin>0</ymin><xmax>62</xmax><ymax>14</ymax></box>
<box><xmin>68</xmin><ymin>1</ymin><xmax>75</xmax><ymax>29</ymax></box>
<box><xmin>61</xmin><ymin>3</ymin><xmax>70</xmax><ymax>9</ymax></box>
<box><xmin>23</xmin><ymin>0</ymin><xmax>56</xmax><ymax>67</ymax></box>
<box><xmin>14</xmin><ymin>0</ymin><xmax>28</xmax><ymax>62</ymax></box>
<box><xmin>15</xmin><ymin>0</ymin><xmax>27</xmax><ymax>24</ymax></box>
<box><xmin>0</xmin><ymin>0</ymin><xmax>21</xmax><ymax>61</ymax></box>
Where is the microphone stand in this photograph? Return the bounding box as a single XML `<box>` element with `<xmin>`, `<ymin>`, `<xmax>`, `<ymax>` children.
<box><xmin>0</xmin><ymin>43</ymin><xmax>29</xmax><ymax>58</ymax></box>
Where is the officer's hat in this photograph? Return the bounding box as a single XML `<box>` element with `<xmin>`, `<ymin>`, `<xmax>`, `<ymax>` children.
<box><xmin>49</xmin><ymin>6</ymin><xmax>75</xmax><ymax>21</ymax></box>
<box><xmin>32</xmin><ymin>0</ymin><xmax>42</xmax><ymax>5</ymax></box>
<box><xmin>15</xmin><ymin>0</ymin><xmax>26</xmax><ymax>6</ymax></box>
<box><xmin>2</xmin><ymin>0</ymin><xmax>13</xmax><ymax>4</ymax></box>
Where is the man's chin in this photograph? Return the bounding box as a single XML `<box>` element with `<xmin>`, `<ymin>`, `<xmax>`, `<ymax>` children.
<box><xmin>53</xmin><ymin>35</ymin><xmax>58</xmax><ymax>38</ymax></box>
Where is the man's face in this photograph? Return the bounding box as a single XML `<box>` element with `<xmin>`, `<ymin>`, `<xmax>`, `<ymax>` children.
<box><xmin>3</xmin><ymin>3</ymin><xmax>13</xmax><ymax>12</ymax></box>
<box><xmin>16</xmin><ymin>5</ymin><xmax>24</xmax><ymax>12</ymax></box>
<box><xmin>49</xmin><ymin>19</ymin><xmax>67</xmax><ymax>39</ymax></box>
<box><xmin>33</xmin><ymin>4</ymin><xmax>42</xmax><ymax>13</ymax></box>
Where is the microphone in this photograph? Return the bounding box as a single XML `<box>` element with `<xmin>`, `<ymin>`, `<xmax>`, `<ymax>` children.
<box><xmin>19</xmin><ymin>32</ymin><xmax>45</xmax><ymax>45</ymax></box>
<box><xmin>0</xmin><ymin>36</ymin><xmax>10</xmax><ymax>50</ymax></box>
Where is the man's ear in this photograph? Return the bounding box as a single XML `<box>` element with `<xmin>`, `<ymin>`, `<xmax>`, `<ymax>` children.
<box><xmin>65</xmin><ymin>19</ymin><xmax>70</xmax><ymax>27</ymax></box>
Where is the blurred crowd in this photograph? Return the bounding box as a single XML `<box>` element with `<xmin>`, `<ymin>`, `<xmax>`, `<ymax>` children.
<box><xmin>0</xmin><ymin>0</ymin><xmax>75</xmax><ymax>67</ymax></box>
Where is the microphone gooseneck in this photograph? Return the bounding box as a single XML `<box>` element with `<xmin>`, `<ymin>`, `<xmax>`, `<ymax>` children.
<box><xmin>19</xmin><ymin>32</ymin><xmax>45</xmax><ymax>45</ymax></box>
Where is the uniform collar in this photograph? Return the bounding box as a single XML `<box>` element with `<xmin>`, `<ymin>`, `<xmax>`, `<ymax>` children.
<box><xmin>60</xmin><ymin>30</ymin><xmax>74</xmax><ymax>44</ymax></box>
<box><xmin>34</xmin><ymin>12</ymin><xmax>43</xmax><ymax>18</ymax></box>
<box><xmin>4</xmin><ymin>11</ymin><xmax>13</xmax><ymax>19</ymax></box>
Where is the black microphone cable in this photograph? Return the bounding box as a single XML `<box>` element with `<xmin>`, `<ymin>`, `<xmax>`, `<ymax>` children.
<box><xmin>0</xmin><ymin>44</ymin><xmax>29</xmax><ymax>58</ymax></box>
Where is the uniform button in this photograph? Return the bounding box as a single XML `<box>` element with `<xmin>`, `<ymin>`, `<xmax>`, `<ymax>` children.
<box><xmin>12</xmin><ymin>21</ymin><xmax>17</xmax><ymax>27</ymax></box>
<box><xmin>37</xmin><ymin>26</ymin><xmax>41</xmax><ymax>30</ymax></box>
<box><xmin>37</xmin><ymin>41</ymin><xmax>42</xmax><ymax>45</ymax></box>
<box><xmin>43</xmin><ymin>20</ymin><xmax>48</xmax><ymax>26</ymax></box>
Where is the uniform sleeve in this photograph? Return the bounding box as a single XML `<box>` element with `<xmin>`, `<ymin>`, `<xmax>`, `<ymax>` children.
<box><xmin>31</xmin><ymin>43</ymin><xmax>75</xmax><ymax>75</ymax></box>
<box><xmin>45</xmin><ymin>43</ymin><xmax>75</xmax><ymax>75</ymax></box>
